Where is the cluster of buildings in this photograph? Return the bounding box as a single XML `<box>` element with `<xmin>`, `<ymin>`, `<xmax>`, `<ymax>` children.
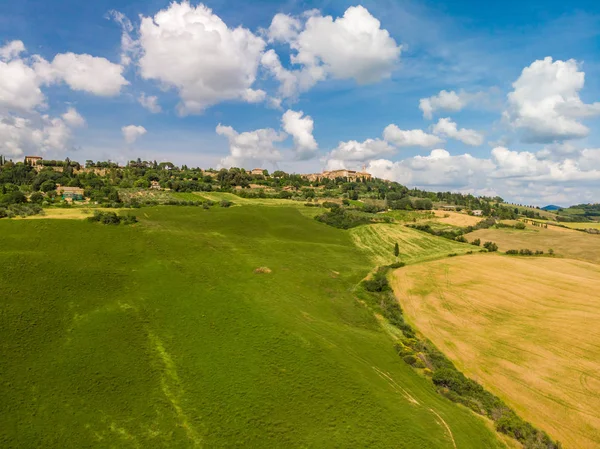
<box><xmin>251</xmin><ymin>167</ymin><xmax>373</xmax><ymax>182</ymax></box>
<box><xmin>303</xmin><ymin>169</ymin><xmax>372</xmax><ymax>182</ymax></box>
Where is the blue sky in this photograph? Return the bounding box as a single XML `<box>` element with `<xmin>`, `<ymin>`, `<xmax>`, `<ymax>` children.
<box><xmin>1</xmin><ymin>0</ymin><xmax>600</xmax><ymax>205</ymax></box>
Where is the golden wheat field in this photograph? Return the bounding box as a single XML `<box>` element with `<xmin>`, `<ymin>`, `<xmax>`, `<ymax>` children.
<box><xmin>432</xmin><ymin>210</ymin><xmax>483</xmax><ymax>227</ymax></box>
<box><xmin>466</xmin><ymin>223</ymin><xmax>600</xmax><ymax>264</ymax></box>
<box><xmin>392</xmin><ymin>254</ymin><xmax>600</xmax><ymax>449</ymax></box>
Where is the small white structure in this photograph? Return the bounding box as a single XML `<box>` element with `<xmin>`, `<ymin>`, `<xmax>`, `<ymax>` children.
<box><xmin>472</xmin><ymin>210</ymin><xmax>483</xmax><ymax>216</ymax></box>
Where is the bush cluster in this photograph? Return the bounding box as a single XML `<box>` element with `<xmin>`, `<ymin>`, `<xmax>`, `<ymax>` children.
<box><xmin>506</xmin><ymin>249</ymin><xmax>544</xmax><ymax>256</ymax></box>
<box><xmin>315</xmin><ymin>206</ymin><xmax>372</xmax><ymax>229</ymax></box>
<box><xmin>483</xmin><ymin>241</ymin><xmax>498</xmax><ymax>252</ymax></box>
<box><xmin>0</xmin><ymin>203</ymin><xmax>43</xmax><ymax>219</ymax></box>
<box><xmin>87</xmin><ymin>211</ymin><xmax>138</xmax><ymax>225</ymax></box>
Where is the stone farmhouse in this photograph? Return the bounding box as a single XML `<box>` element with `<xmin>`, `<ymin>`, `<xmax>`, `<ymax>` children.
<box><xmin>56</xmin><ymin>185</ymin><xmax>84</xmax><ymax>200</ymax></box>
<box><xmin>25</xmin><ymin>156</ymin><xmax>42</xmax><ymax>166</ymax></box>
<box><xmin>250</xmin><ymin>168</ymin><xmax>265</xmax><ymax>176</ymax></box>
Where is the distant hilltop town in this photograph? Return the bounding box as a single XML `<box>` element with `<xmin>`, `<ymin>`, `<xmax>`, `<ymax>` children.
<box><xmin>16</xmin><ymin>156</ymin><xmax>372</xmax><ymax>181</ymax></box>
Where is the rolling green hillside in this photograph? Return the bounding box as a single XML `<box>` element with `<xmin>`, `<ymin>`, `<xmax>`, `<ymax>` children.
<box><xmin>0</xmin><ymin>206</ymin><xmax>506</xmax><ymax>448</ymax></box>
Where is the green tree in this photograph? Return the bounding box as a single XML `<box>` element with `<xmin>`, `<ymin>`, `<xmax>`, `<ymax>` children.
<box><xmin>40</xmin><ymin>180</ymin><xmax>56</xmax><ymax>193</ymax></box>
<box><xmin>394</xmin><ymin>242</ymin><xmax>400</xmax><ymax>259</ymax></box>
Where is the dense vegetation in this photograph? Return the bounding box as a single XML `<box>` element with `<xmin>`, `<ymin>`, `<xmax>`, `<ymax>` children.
<box><xmin>0</xmin><ymin>157</ymin><xmax>536</xmax><ymax>220</ymax></box>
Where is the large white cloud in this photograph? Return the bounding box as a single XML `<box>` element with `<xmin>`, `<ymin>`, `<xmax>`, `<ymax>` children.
<box><xmin>262</xmin><ymin>6</ymin><xmax>401</xmax><ymax>99</ymax></box>
<box><xmin>281</xmin><ymin>109</ymin><xmax>318</xmax><ymax>160</ymax></box>
<box><xmin>217</xmin><ymin>124</ymin><xmax>287</xmax><ymax>168</ymax></box>
<box><xmin>122</xmin><ymin>125</ymin><xmax>147</xmax><ymax>144</ymax></box>
<box><xmin>505</xmin><ymin>57</ymin><xmax>600</xmax><ymax>143</ymax></box>
<box><xmin>136</xmin><ymin>2</ymin><xmax>266</xmax><ymax>114</ymax></box>
<box><xmin>368</xmin><ymin>149</ymin><xmax>493</xmax><ymax>188</ymax></box>
<box><xmin>0</xmin><ymin>110</ymin><xmax>81</xmax><ymax>157</ymax></box>
<box><xmin>0</xmin><ymin>57</ymin><xmax>46</xmax><ymax>111</ymax></box>
<box><xmin>34</xmin><ymin>53</ymin><xmax>128</xmax><ymax>96</ymax></box>
<box><xmin>383</xmin><ymin>125</ymin><xmax>443</xmax><ymax>147</ymax></box>
<box><xmin>325</xmin><ymin>138</ymin><xmax>394</xmax><ymax>170</ymax></box>
<box><xmin>366</xmin><ymin>145</ymin><xmax>600</xmax><ymax>204</ymax></box>
<box><xmin>432</xmin><ymin>117</ymin><xmax>484</xmax><ymax>146</ymax></box>
<box><xmin>0</xmin><ymin>39</ymin><xmax>127</xmax><ymax>115</ymax></box>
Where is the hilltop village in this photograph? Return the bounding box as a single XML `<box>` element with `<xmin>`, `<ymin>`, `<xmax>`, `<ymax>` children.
<box><xmin>0</xmin><ymin>155</ymin><xmax>527</xmax><ymax>219</ymax></box>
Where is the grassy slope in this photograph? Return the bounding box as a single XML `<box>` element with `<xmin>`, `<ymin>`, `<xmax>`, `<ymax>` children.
<box><xmin>0</xmin><ymin>206</ymin><xmax>505</xmax><ymax>448</ymax></box>
<box><xmin>350</xmin><ymin>223</ymin><xmax>475</xmax><ymax>266</ymax></box>
<box><xmin>466</xmin><ymin>222</ymin><xmax>600</xmax><ymax>264</ymax></box>
<box><xmin>392</xmin><ymin>254</ymin><xmax>600</xmax><ymax>448</ymax></box>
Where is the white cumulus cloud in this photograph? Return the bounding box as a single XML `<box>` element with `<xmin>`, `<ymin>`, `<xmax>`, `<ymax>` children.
<box><xmin>265</xmin><ymin>13</ymin><xmax>301</xmax><ymax>43</ymax></box>
<box><xmin>61</xmin><ymin>107</ymin><xmax>85</xmax><ymax>127</ymax></box>
<box><xmin>138</xmin><ymin>93</ymin><xmax>162</xmax><ymax>113</ymax></box>
<box><xmin>0</xmin><ymin>111</ymin><xmax>80</xmax><ymax>157</ymax></box>
<box><xmin>217</xmin><ymin>124</ymin><xmax>286</xmax><ymax>168</ymax></box>
<box><xmin>325</xmin><ymin>138</ymin><xmax>394</xmax><ymax>170</ymax></box>
<box><xmin>383</xmin><ymin>125</ymin><xmax>443</xmax><ymax>147</ymax></box>
<box><xmin>34</xmin><ymin>52</ymin><xmax>128</xmax><ymax>96</ymax></box>
<box><xmin>0</xmin><ymin>40</ymin><xmax>26</xmax><ymax>61</ymax></box>
<box><xmin>136</xmin><ymin>2</ymin><xmax>266</xmax><ymax>114</ymax></box>
<box><xmin>505</xmin><ymin>57</ymin><xmax>600</xmax><ymax>143</ymax></box>
<box><xmin>281</xmin><ymin>109</ymin><xmax>318</xmax><ymax>160</ymax></box>
<box><xmin>419</xmin><ymin>90</ymin><xmax>469</xmax><ymax>120</ymax></box>
<box><xmin>262</xmin><ymin>6</ymin><xmax>401</xmax><ymax>98</ymax></box>
<box><xmin>122</xmin><ymin>125</ymin><xmax>147</xmax><ymax>144</ymax></box>
<box><xmin>0</xmin><ymin>57</ymin><xmax>46</xmax><ymax>111</ymax></box>
<box><xmin>432</xmin><ymin>117</ymin><xmax>484</xmax><ymax>146</ymax></box>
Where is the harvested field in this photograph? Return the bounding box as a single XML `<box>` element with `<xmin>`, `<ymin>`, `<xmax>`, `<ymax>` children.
<box><xmin>350</xmin><ymin>223</ymin><xmax>474</xmax><ymax>266</ymax></box>
<box><xmin>432</xmin><ymin>210</ymin><xmax>483</xmax><ymax>227</ymax></box>
<box><xmin>466</xmin><ymin>222</ymin><xmax>600</xmax><ymax>264</ymax></box>
<box><xmin>392</xmin><ymin>254</ymin><xmax>600</xmax><ymax>448</ymax></box>
<box><xmin>559</xmin><ymin>222</ymin><xmax>600</xmax><ymax>230</ymax></box>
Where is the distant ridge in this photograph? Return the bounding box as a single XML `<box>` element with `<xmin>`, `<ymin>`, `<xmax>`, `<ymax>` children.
<box><xmin>541</xmin><ymin>205</ymin><xmax>562</xmax><ymax>211</ymax></box>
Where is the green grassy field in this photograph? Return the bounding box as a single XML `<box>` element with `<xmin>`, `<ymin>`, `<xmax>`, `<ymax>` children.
<box><xmin>0</xmin><ymin>206</ymin><xmax>507</xmax><ymax>448</ymax></box>
<box><xmin>350</xmin><ymin>223</ymin><xmax>476</xmax><ymax>266</ymax></box>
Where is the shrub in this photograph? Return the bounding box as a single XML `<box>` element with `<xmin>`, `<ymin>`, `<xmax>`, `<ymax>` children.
<box><xmin>515</xmin><ymin>222</ymin><xmax>526</xmax><ymax>230</ymax></box>
<box><xmin>87</xmin><ymin>211</ymin><xmax>137</xmax><ymax>225</ymax></box>
<box><xmin>471</xmin><ymin>238</ymin><xmax>481</xmax><ymax>246</ymax></box>
<box><xmin>362</xmin><ymin>271</ymin><xmax>390</xmax><ymax>292</ymax></box>
<box><xmin>121</xmin><ymin>215</ymin><xmax>138</xmax><ymax>225</ymax></box>
<box><xmin>455</xmin><ymin>235</ymin><xmax>468</xmax><ymax>243</ymax></box>
<box><xmin>30</xmin><ymin>192</ymin><xmax>44</xmax><ymax>203</ymax></box>
<box><xmin>447</xmin><ymin>253</ymin><xmax>458</xmax><ymax>257</ymax></box>
<box><xmin>388</xmin><ymin>261</ymin><xmax>405</xmax><ymax>269</ymax></box>
<box><xmin>483</xmin><ymin>241</ymin><xmax>498</xmax><ymax>252</ymax></box>
<box><xmin>403</xmin><ymin>355</ymin><xmax>418</xmax><ymax>366</ymax></box>
<box><xmin>88</xmin><ymin>211</ymin><xmax>121</xmax><ymax>225</ymax></box>
<box><xmin>219</xmin><ymin>199</ymin><xmax>233</xmax><ymax>208</ymax></box>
